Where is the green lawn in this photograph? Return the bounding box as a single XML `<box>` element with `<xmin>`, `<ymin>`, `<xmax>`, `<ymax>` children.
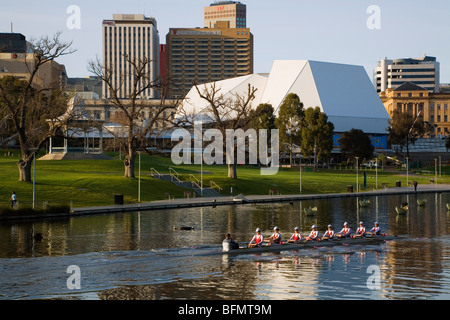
<box><xmin>0</xmin><ymin>150</ymin><xmax>447</xmax><ymax>209</ymax></box>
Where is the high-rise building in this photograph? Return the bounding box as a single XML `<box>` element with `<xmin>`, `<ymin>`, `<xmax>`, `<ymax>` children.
<box><xmin>0</xmin><ymin>33</ymin><xmax>27</xmax><ymax>53</ymax></box>
<box><xmin>204</xmin><ymin>1</ymin><xmax>247</xmax><ymax>29</ymax></box>
<box><xmin>374</xmin><ymin>56</ymin><xmax>440</xmax><ymax>93</ymax></box>
<box><xmin>102</xmin><ymin>14</ymin><xmax>160</xmax><ymax>99</ymax></box>
<box><xmin>166</xmin><ymin>21</ymin><xmax>253</xmax><ymax>98</ymax></box>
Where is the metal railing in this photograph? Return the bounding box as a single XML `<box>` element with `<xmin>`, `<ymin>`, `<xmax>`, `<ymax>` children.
<box><xmin>168</xmin><ymin>167</ymin><xmax>183</xmax><ymax>183</ymax></box>
<box><xmin>210</xmin><ymin>181</ymin><xmax>223</xmax><ymax>193</ymax></box>
<box><xmin>150</xmin><ymin>168</ymin><xmax>161</xmax><ymax>178</ymax></box>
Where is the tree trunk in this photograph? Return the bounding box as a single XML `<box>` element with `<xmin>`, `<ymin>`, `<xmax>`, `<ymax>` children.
<box><xmin>228</xmin><ymin>163</ymin><xmax>237</xmax><ymax>179</ymax></box>
<box><xmin>18</xmin><ymin>159</ymin><xmax>32</xmax><ymax>182</ymax></box>
<box><xmin>124</xmin><ymin>152</ymin><xmax>136</xmax><ymax>178</ymax></box>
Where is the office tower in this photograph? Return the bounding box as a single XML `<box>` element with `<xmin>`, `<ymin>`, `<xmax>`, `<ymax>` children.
<box><xmin>166</xmin><ymin>21</ymin><xmax>253</xmax><ymax>98</ymax></box>
<box><xmin>374</xmin><ymin>56</ymin><xmax>440</xmax><ymax>93</ymax></box>
<box><xmin>0</xmin><ymin>33</ymin><xmax>27</xmax><ymax>53</ymax></box>
<box><xmin>102</xmin><ymin>14</ymin><xmax>160</xmax><ymax>99</ymax></box>
<box><xmin>204</xmin><ymin>1</ymin><xmax>247</xmax><ymax>28</ymax></box>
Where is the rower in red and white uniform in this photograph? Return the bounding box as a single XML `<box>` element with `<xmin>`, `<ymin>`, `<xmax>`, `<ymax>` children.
<box><xmin>354</xmin><ymin>221</ymin><xmax>366</xmax><ymax>238</ymax></box>
<box><xmin>338</xmin><ymin>222</ymin><xmax>352</xmax><ymax>238</ymax></box>
<box><xmin>249</xmin><ymin>228</ymin><xmax>264</xmax><ymax>248</ymax></box>
<box><xmin>369</xmin><ymin>222</ymin><xmax>381</xmax><ymax>236</ymax></box>
<box><xmin>288</xmin><ymin>227</ymin><xmax>303</xmax><ymax>243</ymax></box>
<box><xmin>268</xmin><ymin>226</ymin><xmax>282</xmax><ymax>245</ymax></box>
<box><xmin>306</xmin><ymin>225</ymin><xmax>319</xmax><ymax>241</ymax></box>
<box><xmin>322</xmin><ymin>224</ymin><xmax>335</xmax><ymax>240</ymax></box>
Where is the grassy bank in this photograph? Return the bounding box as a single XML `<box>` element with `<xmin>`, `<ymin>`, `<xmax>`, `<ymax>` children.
<box><xmin>0</xmin><ymin>150</ymin><xmax>447</xmax><ymax>208</ymax></box>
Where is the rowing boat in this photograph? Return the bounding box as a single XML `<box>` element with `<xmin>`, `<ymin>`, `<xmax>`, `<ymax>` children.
<box><xmin>222</xmin><ymin>235</ymin><xmax>403</xmax><ymax>255</ymax></box>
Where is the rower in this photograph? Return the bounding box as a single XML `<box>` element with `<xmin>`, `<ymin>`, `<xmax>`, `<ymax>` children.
<box><xmin>322</xmin><ymin>224</ymin><xmax>335</xmax><ymax>240</ymax></box>
<box><xmin>249</xmin><ymin>228</ymin><xmax>264</xmax><ymax>248</ymax></box>
<box><xmin>268</xmin><ymin>226</ymin><xmax>282</xmax><ymax>245</ymax></box>
<box><xmin>338</xmin><ymin>222</ymin><xmax>351</xmax><ymax>238</ymax></box>
<box><xmin>288</xmin><ymin>227</ymin><xmax>303</xmax><ymax>243</ymax></box>
<box><xmin>306</xmin><ymin>225</ymin><xmax>319</xmax><ymax>241</ymax></box>
<box><xmin>222</xmin><ymin>233</ymin><xmax>239</xmax><ymax>252</ymax></box>
<box><xmin>369</xmin><ymin>222</ymin><xmax>381</xmax><ymax>236</ymax></box>
<box><xmin>354</xmin><ymin>221</ymin><xmax>366</xmax><ymax>238</ymax></box>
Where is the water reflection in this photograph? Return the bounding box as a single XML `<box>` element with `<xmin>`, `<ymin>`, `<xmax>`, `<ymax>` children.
<box><xmin>0</xmin><ymin>192</ymin><xmax>449</xmax><ymax>300</ymax></box>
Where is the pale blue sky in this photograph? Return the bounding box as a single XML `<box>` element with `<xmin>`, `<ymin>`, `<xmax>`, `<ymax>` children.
<box><xmin>1</xmin><ymin>0</ymin><xmax>449</xmax><ymax>83</ymax></box>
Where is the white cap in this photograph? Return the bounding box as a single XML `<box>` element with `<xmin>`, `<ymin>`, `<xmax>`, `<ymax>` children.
<box><xmin>274</xmin><ymin>226</ymin><xmax>279</xmax><ymax>231</ymax></box>
<box><xmin>312</xmin><ymin>225</ymin><xmax>317</xmax><ymax>229</ymax></box>
<box><xmin>256</xmin><ymin>228</ymin><xmax>261</xmax><ymax>232</ymax></box>
<box><xmin>294</xmin><ymin>227</ymin><xmax>299</xmax><ymax>230</ymax></box>
<box><xmin>344</xmin><ymin>222</ymin><xmax>348</xmax><ymax>226</ymax></box>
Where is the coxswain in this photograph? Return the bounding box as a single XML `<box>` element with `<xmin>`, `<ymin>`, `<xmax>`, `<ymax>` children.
<box><xmin>268</xmin><ymin>226</ymin><xmax>282</xmax><ymax>245</ymax></box>
<box><xmin>288</xmin><ymin>227</ymin><xmax>303</xmax><ymax>243</ymax></box>
<box><xmin>338</xmin><ymin>222</ymin><xmax>352</xmax><ymax>238</ymax></box>
<box><xmin>306</xmin><ymin>225</ymin><xmax>319</xmax><ymax>241</ymax></box>
<box><xmin>369</xmin><ymin>222</ymin><xmax>381</xmax><ymax>236</ymax></box>
<box><xmin>322</xmin><ymin>224</ymin><xmax>335</xmax><ymax>240</ymax></box>
<box><xmin>249</xmin><ymin>228</ymin><xmax>264</xmax><ymax>248</ymax></box>
<box><xmin>354</xmin><ymin>221</ymin><xmax>366</xmax><ymax>238</ymax></box>
<box><xmin>222</xmin><ymin>233</ymin><xmax>239</xmax><ymax>252</ymax></box>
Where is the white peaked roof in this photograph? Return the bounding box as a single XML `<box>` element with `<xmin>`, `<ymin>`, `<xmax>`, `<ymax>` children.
<box><xmin>182</xmin><ymin>73</ymin><xmax>268</xmax><ymax>123</ymax></box>
<box><xmin>181</xmin><ymin>60</ymin><xmax>390</xmax><ymax>134</ymax></box>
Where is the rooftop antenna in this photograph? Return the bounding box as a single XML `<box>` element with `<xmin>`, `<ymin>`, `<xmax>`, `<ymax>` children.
<box><xmin>11</xmin><ymin>22</ymin><xmax>13</xmax><ymax>33</ymax></box>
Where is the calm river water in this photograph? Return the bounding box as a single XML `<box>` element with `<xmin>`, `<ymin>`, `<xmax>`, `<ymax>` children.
<box><xmin>0</xmin><ymin>193</ymin><xmax>449</xmax><ymax>300</ymax></box>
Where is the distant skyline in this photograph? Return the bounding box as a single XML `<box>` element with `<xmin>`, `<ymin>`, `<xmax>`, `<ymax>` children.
<box><xmin>1</xmin><ymin>0</ymin><xmax>450</xmax><ymax>83</ymax></box>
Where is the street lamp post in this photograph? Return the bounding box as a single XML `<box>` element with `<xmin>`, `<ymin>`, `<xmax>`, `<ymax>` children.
<box><xmin>355</xmin><ymin>157</ymin><xmax>359</xmax><ymax>192</ymax></box>
<box><xmin>33</xmin><ymin>150</ymin><xmax>36</xmax><ymax>210</ymax></box>
<box><xmin>201</xmin><ymin>151</ymin><xmax>203</xmax><ymax>197</ymax></box>
<box><xmin>375</xmin><ymin>157</ymin><xmax>378</xmax><ymax>189</ymax></box>
<box><xmin>406</xmin><ymin>157</ymin><xmax>409</xmax><ymax>187</ymax></box>
<box><xmin>299</xmin><ymin>154</ymin><xmax>302</xmax><ymax>194</ymax></box>
<box><xmin>138</xmin><ymin>151</ymin><xmax>142</xmax><ymax>203</ymax></box>
<box><xmin>435</xmin><ymin>158</ymin><xmax>438</xmax><ymax>185</ymax></box>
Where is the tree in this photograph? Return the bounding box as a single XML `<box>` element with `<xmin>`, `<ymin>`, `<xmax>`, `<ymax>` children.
<box><xmin>339</xmin><ymin>129</ymin><xmax>374</xmax><ymax>160</ymax></box>
<box><xmin>0</xmin><ymin>33</ymin><xmax>75</xmax><ymax>182</ymax></box>
<box><xmin>388</xmin><ymin>110</ymin><xmax>426</xmax><ymax>159</ymax></box>
<box><xmin>250</xmin><ymin>103</ymin><xmax>276</xmax><ymax>132</ymax></box>
<box><xmin>88</xmin><ymin>55</ymin><xmax>177</xmax><ymax>178</ymax></box>
<box><xmin>301</xmin><ymin>107</ymin><xmax>334</xmax><ymax>170</ymax></box>
<box><xmin>275</xmin><ymin>93</ymin><xmax>304</xmax><ymax>166</ymax></box>
<box><xmin>178</xmin><ymin>82</ymin><xmax>259</xmax><ymax>179</ymax></box>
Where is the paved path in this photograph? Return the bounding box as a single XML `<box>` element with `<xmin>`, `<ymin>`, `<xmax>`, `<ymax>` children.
<box><xmin>3</xmin><ymin>184</ymin><xmax>450</xmax><ymax>222</ymax></box>
<box><xmin>71</xmin><ymin>184</ymin><xmax>450</xmax><ymax>216</ymax></box>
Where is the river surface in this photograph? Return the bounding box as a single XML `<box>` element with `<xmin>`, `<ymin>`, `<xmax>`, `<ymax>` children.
<box><xmin>0</xmin><ymin>193</ymin><xmax>449</xmax><ymax>300</ymax></box>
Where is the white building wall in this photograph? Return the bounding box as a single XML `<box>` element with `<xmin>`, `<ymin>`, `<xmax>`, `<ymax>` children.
<box><xmin>102</xmin><ymin>15</ymin><xmax>160</xmax><ymax>99</ymax></box>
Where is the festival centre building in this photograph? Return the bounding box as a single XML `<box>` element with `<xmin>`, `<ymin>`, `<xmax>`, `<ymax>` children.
<box><xmin>182</xmin><ymin>60</ymin><xmax>391</xmax><ymax>153</ymax></box>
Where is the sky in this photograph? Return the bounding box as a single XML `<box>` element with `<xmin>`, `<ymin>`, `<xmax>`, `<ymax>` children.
<box><xmin>1</xmin><ymin>0</ymin><xmax>450</xmax><ymax>83</ymax></box>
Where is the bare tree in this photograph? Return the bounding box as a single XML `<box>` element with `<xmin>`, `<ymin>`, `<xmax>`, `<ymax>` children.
<box><xmin>178</xmin><ymin>82</ymin><xmax>258</xmax><ymax>179</ymax></box>
<box><xmin>0</xmin><ymin>32</ymin><xmax>75</xmax><ymax>182</ymax></box>
<box><xmin>88</xmin><ymin>55</ymin><xmax>178</xmax><ymax>178</ymax></box>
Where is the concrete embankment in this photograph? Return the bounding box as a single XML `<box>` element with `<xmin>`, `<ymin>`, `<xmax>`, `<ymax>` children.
<box><xmin>1</xmin><ymin>184</ymin><xmax>450</xmax><ymax>222</ymax></box>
